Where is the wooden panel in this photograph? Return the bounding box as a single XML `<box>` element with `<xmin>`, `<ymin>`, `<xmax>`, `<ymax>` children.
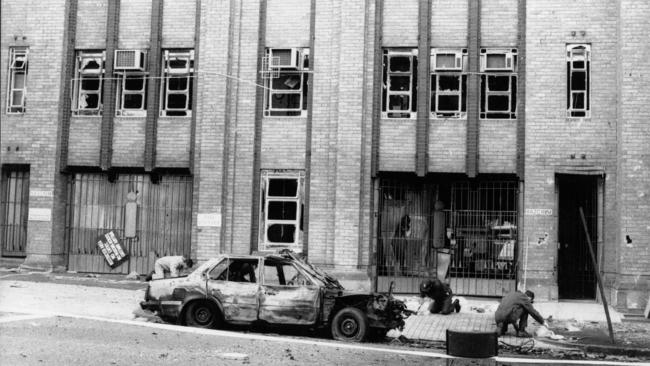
<box><xmin>66</xmin><ymin>173</ymin><xmax>192</xmax><ymax>274</ymax></box>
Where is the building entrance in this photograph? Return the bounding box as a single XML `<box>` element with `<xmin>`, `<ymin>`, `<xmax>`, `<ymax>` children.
<box><xmin>557</xmin><ymin>174</ymin><xmax>598</xmax><ymax>299</ymax></box>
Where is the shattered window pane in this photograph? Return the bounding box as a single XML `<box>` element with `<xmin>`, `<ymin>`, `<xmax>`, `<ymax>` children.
<box><xmin>263</xmin><ymin>262</ymin><xmax>281</xmax><ymax>285</ymax></box>
<box><xmin>572</xmin><ymin>92</ymin><xmax>585</xmax><ymax>109</ymax></box>
<box><xmin>270</xmin><ymin>93</ymin><xmax>301</xmax><ymax>109</ymax></box>
<box><xmin>268</xmin><ymin>201</ymin><xmax>297</xmax><ymax>220</ymax></box>
<box><xmin>272</xmin><ymin>75</ymin><xmax>302</xmax><ymax>90</ymax></box>
<box><xmin>389</xmin><ymin>95</ymin><xmax>410</xmax><ymax>111</ymax></box>
<box><xmin>81</xmin><ymin>94</ymin><xmax>99</xmax><ymax>109</ymax></box>
<box><xmin>267</xmin><ymin>224</ymin><xmax>295</xmax><ymax>243</ymax></box>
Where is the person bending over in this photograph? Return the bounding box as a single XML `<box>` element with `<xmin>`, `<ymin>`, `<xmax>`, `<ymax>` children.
<box><xmin>419</xmin><ymin>278</ymin><xmax>461</xmax><ymax>315</ymax></box>
<box><xmin>146</xmin><ymin>256</ymin><xmax>194</xmax><ymax>281</ymax></box>
<box><xmin>495</xmin><ymin>290</ymin><xmax>545</xmax><ymax>338</ymax></box>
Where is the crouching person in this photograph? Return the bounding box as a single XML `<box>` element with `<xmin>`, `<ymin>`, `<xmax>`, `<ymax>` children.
<box><xmin>145</xmin><ymin>256</ymin><xmax>194</xmax><ymax>281</ymax></box>
<box><xmin>419</xmin><ymin>279</ymin><xmax>461</xmax><ymax>315</ymax></box>
<box><xmin>495</xmin><ymin>290</ymin><xmax>545</xmax><ymax>338</ymax></box>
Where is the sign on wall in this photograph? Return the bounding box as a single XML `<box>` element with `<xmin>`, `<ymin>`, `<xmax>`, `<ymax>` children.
<box><xmin>96</xmin><ymin>231</ymin><xmax>129</xmax><ymax>268</ymax></box>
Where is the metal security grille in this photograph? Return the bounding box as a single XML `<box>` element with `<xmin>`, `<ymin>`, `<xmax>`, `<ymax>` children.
<box><xmin>1</xmin><ymin>167</ymin><xmax>29</xmax><ymax>257</ymax></box>
<box><xmin>66</xmin><ymin>173</ymin><xmax>193</xmax><ymax>274</ymax></box>
<box><xmin>376</xmin><ymin>178</ymin><xmax>518</xmax><ymax>297</ymax></box>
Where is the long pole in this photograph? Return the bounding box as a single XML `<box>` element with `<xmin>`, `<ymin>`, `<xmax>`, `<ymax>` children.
<box><xmin>579</xmin><ymin>207</ymin><xmax>615</xmax><ymax>344</ymax></box>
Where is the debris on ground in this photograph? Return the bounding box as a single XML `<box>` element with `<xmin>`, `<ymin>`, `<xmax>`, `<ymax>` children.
<box><xmin>125</xmin><ymin>271</ymin><xmax>139</xmax><ymax>280</ymax></box>
<box><xmin>85</xmin><ymin>274</ymin><xmax>99</xmax><ymax>278</ymax></box>
<box><xmin>535</xmin><ymin>325</ymin><xmax>565</xmax><ymax>340</ymax></box>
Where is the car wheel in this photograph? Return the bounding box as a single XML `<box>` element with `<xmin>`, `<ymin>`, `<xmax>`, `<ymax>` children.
<box><xmin>184</xmin><ymin>301</ymin><xmax>219</xmax><ymax>329</ymax></box>
<box><xmin>331</xmin><ymin>307</ymin><xmax>368</xmax><ymax>342</ymax></box>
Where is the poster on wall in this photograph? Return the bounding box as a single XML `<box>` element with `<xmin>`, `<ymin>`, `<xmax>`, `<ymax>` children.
<box><xmin>96</xmin><ymin>231</ymin><xmax>129</xmax><ymax>268</ymax></box>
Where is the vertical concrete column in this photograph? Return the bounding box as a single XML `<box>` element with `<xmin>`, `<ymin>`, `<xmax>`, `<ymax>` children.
<box><xmin>144</xmin><ymin>0</ymin><xmax>164</xmax><ymax>172</ymax></box>
<box><xmin>465</xmin><ymin>0</ymin><xmax>481</xmax><ymax>178</ymax></box>
<box><xmin>99</xmin><ymin>0</ymin><xmax>121</xmax><ymax>170</ymax></box>
<box><xmin>416</xmin><ymin>0</ymin><xmax>432</xmax><ymax>177</ymax></box>
<box><xmin>302</xmin><ymin>0</ymin><xmax>317</xmax><ymax>255</ymax></box>
<box><xmin>57</xmin><ymin>0</ymin><xmax>78</xmax><ymax>172</ymax></box>
<box><xmin>516</xmin><ymin>0</ymin><xmax>526</xmax><ymax>179</ymax></box>
<box><xmin>188</xmin><ymin>0</ymin><xmax>201</xmax><ymax>175</ymax></box>
<box><xmin>370</xmin><ymin>0</ymin><xmax>383</xmax><ymax>178</ymax></box>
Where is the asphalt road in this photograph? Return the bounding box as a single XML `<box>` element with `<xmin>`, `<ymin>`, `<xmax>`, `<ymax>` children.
<box><xmin>3</xmin><ymin>313</ymin><xmax>644</xmax><ymax>366</ymax></box>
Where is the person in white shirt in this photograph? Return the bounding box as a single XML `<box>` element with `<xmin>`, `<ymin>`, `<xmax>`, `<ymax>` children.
<box><xmin>145</xmin><ymin>256</ymin><xmax>194</xmax><ymax>281</ymax></box>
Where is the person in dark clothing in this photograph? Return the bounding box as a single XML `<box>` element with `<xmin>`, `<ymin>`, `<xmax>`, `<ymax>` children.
<box><xmin>419</xmin><ymin>278</ymin><xmax>461</xmax><ymax>314</ymax></box>
<box><xmin>495</xmin><ymin>290</ymin><xmax>546</xmax><ymax>337</ymax></box>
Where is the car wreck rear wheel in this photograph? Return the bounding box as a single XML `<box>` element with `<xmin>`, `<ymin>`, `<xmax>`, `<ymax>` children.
<box><xmin>184</xmin><ymin>301</ymin><xmax>220</xmax><ymax>329</ymax></box>
<box><xmin>331</xmin><ymin>307</ymin><xmax>368</xmax><ymax>342</ymax></box>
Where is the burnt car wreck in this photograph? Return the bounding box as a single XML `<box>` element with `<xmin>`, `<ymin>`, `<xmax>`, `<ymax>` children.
<box><xmin>141</xmin><ymin>251</ymin><xmax>411</xmax><ymax>342</ymax></box>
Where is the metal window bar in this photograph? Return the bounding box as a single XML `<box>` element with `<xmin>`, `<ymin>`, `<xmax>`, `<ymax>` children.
<box><xmin>1</xmin><ymin>169</ymin><xmax>29</xmax><ymax>257</ymax></box>
<box><xmin>376</xmin><ymin>179</ymin><xmax>518</xmax><ymax>296</ymax></box>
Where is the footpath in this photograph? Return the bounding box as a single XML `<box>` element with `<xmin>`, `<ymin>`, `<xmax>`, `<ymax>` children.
<box><xmin>0</xmin><ymin>268</ymin><xmax>648</xmax><ymax>362</ymax></box>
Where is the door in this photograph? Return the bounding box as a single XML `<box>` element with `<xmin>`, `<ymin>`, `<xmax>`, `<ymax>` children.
<box><xmin>258</xmin><ymin>258</ymin><xmax>320</xmax><ymax>325</ymax></box>
<box><xmin>1</xmin><ymin>167</ymin><xmax>29</xmax><ymax>257</ymax></box>
<box><xmin>206</xmin><ymin>257</ymin><xmax>260</xmax><ymax>323</ymax></box>
<box><xmin>557</xmin><ymin>175</ymin><xmax>598</xmax><ymax>299</ymax></box>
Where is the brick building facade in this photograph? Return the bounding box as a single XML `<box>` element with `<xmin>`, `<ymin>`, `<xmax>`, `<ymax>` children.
<box><xmin>1</xmin><ymin>0</ymin><xmax>648</xmax><ymax>311</ymax></box>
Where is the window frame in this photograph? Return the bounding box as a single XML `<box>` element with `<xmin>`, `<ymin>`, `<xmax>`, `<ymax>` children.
<box><xmin>259</xmin><ymin>170</ymin><xmax>304</xmax><ymax>252</ymax></box>
<box><xmin>479</xmin><ymin>48</ymin><xmax>518</xmax><ymax>119</ymax></box>
<box><xmin>566</xmin><ymin>44</ymin><xmax>591</xmax><ymax>118</ymax></box>
<box><xmin>382</xmin><ymin>49</ymin><xmax>418</xmax><ymax>119</ymax></box>
<box><xmin>6</xmin><ymin>47</ymin><xmax>29</xmax><ymax>114</ymax></box>
<box><xmin>263</xmin><ymin>48</ymin><xmax>310</xmax><ymax>117</ymax></box>
<box><xmin>159</xmin><ymin>49</ymin><xmax>194</xmax><ymax>117</ymax></box>
<box><xmin>430</xmin><ymin>48</ymin><xmax>468</xmax><ymax>119</ymax></box>
<box><xmin>115</xmin><ymin>71</ymin><xmax>148</xmax><ymax>117</ymax></box>
<box><xmin>72</xmin><ymin>50</ymin><xmax>106</xmax><ymax>116</ymax></box>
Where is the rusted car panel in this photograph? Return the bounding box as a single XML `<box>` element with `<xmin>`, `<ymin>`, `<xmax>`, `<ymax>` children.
<box><xmin>258</xmin><ymin>284</ymin><xmax>320</xmax><ymax>325</ymax></box>
<box><xmin>141</xmin><ymin>251</ymin><xmax>412</xmax><ymax>342</ymax></box>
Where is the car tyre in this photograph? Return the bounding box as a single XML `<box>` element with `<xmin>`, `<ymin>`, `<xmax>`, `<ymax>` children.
<box><xmin>331</xmin><ymin>307</ymin><xmax>368</xmax><ymax>342</ymax></box>
<box><xmin>184</xmin><ymin>301</ymin><xmax>220</xmax><ymax>329</ymax></box>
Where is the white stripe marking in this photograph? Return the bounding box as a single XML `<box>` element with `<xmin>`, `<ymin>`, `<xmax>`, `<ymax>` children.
<box><xmin>0</xmin><ymin>314</ymin><xmax>53</xmax><ymax>323</ymax></box>
<box><xmin>0</xmin><ymin>308</ymin><xmax>647</xmax><ymax>366</ymax></box>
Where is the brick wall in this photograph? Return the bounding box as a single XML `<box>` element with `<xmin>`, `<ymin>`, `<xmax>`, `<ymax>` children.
<box><xmin>118</xmin><ymin>0</ymin><xmax>151</xmax><ymax>49</ymax></box>
<box><xmin>382</xmin><ymin>0</ymin><xmax>418</xmax><ymax>46</ymax></box>
<box><xmin>0</xmin><ymin>0</ymin><xmax>67</xmax><ymax>266</ymax></box>
<box><xmin>265</xmin><ymin>0</ymin><xmax>309</xmax><ymax>47</ymax></box>
<box><xmin>156</xmin><ymin>117</ymin><xmax>191</xmax><ymax>168</ymax></box>
<box><xmin>162</xmin><ymin>0</ymin><xmax>196</xmax><ymax>48</ymax></box>
<box><xmin>481</xmin><ymin>0</ymin><xmax>518</xmax><ymax>47</ymax></box>
<box><xmin>615</xmin><ymin>0</ymin><xmax>650</xmax><ymax>310</ymax></box>
<box><xmin>75</xmin><ymin>0</ymin><xmax>107</xmax><ymax>49</ymax></box>
<box><xmin>428</xmin><ymin>120</ymin><xmax>466</xmax><ymax>173</ymax></box>
<box><xmin>260</xmin><ymin>118</ymin><xmax>307</xmax><ymax>169</ymax></box>
<box><xmin>479</xmin><ymin>120</ymin><xmax>517</xmax><ymax>173</ymax></box>
<box><xmin>431</xmin><ymin>0</ymin><xmax>468</xmax><ymax>47</ymax></box>
<box><xmin>112</xmin><ymin>117</ymin><xmax>145</xmax><ymax>167</ymax></box>
<box><xmin>68</xmin><ymin>116</ymin><xmax>101</xmax><ymax>166</ymax></box>
<box><xmin>379</xmin><ymin>119</ymin><xmax>416</xmax><ymax>172</ymax></box>
<box><xmin>525</xmin><ymin>0</ymin><xmax>619</xmax><ymax>300</ymax></box>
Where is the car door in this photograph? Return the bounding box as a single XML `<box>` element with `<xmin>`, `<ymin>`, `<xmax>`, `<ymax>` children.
<box><xmin>258</xmin><ymin>258</ymin><xmax>320</xmax><ymax>325</ymax></box>
<box><xmin>206</xmin><ymin>257</ymin><xmax>260</xmax><ymax>324</ymax></box>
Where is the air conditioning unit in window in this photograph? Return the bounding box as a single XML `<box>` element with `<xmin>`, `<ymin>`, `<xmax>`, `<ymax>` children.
<box><xmin>480</xmin><ymin>49</ymin><xmax>517</xmax><ymax>72</ymax></box>
<box><xmin>268</xmin><ymin>48</ymin><xmax>301</xmax><ymax>69</ymax></box>
<box><xmin>431</xmin><ymin>49</ymin><xmax>466</xmax><ymax>71</ymax></box>
<box><xmin>114</xmin><ymin>50</ymin><xmax>146</xmax><ymax>71</ymax></box>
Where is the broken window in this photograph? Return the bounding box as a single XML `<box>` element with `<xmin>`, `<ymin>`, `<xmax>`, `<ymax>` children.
<box><xmin>6</xmin><ymin>47</ymin><xmax>28</xmax><ymax>114</ymax></box>
<box><xmin>259</xmin><ymin>170</ymin><xmax>304</xmax><ymax>252</ymax></box>
<box><xmin>566</xmin><ymin>44</ymin><xmax>590</xmax><ymax>117</ymax></box>
<box><xmin>114</xmin><ymin>50</ymin><xmax>147</xmax><ymax>117</ymax></box>
<box><xmin>72</xmin><ymin>51</ymin><xmax>105</xmax><ymax>116</ymax></box>
<box><xmin>382</xmin><ymin>49</ymin><xmax>418</xmax><ymax>118</ymax></box>
<box><xmin>479</xmin><ymin>49</ymin><xmax>517</xmax><ymax>119</ymax></box>
<box><xmin>263</xmin><ymin>260</ymin><xmax>311</xmax><ymax>286</ymax></box>
<box><xmin>263</xmin><ymin>48</ymin><xmax>309</xmax><ymax>117</ymax></box>
<box><xmin>160</xmin><ymin>49</ymin><xmax>194</xmax><ymax>117</ymax></box>
<box><xmin>430</xmin><ymin>49</ymin><xmax>467</xmax><ymax>118</ymax></box>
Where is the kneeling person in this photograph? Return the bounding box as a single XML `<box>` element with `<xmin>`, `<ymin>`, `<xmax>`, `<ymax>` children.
<box><xmin>495</xmin><ymin>290</ymin><xmax>545</xmax><ymax>338</ymax></box>
<box><xmin>146</xmin><ymin>256</ymin><xmax>194</xmax><ymax>281</ymax></box>
<box><xmin>419</xmin><ymin>279</ymin><xmax>461</xmax><ymax>315</ymax></box>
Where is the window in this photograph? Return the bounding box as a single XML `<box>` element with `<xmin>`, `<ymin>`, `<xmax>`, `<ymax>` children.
<box><xmin>567</xmin><ymin>44</ymin><xmax>590</xmax><ymax>117</ymax></box>
<box><xmin>160</xmin><ymin>49</ymin><xmax>194</xmax><ymax>117</ymax></box>
<box><xmin>431</xmin><ymin>49</ymin><xmax>467</xmax><ymax>118</ymax></box>
<box><xmin>114</xmin><ymin>50</ymin><xmax>147</xmax><ymax>116</ymax></box>
<box><xmin>72</xmin><ymin>51</ymin><xmax>105</xmax><ymax>115</ymax></box>
<box><xmin>382</xmin><ymin>49</ymin><xmax>418</xmax><ymax>118</ymax></box>
<box><xmin>259</xmin><ymin>170</ymin><xmax>304</xmax><ymax>251</ymax></box>
<box><xmin>263</xmin><ymin>48</ymin><xmax>309</xmax><ymax>117</ymax></box>
<box><xmin>208</xmin><ymin>258</ymin><xmax>257</xmax><ymax>283</ymax></box>
<box><xmin>263</xmin><ymin>260</ymin><xmax>311</xmax><ymax>286</ymax></box>
<box><xmin>480</xmin><ymin>49</ymin><xmax>517</xmax><ymax>119</ymax></box>
<box><xmin>6</xmin><ymin>47</ymin><xmax>28</xmax><ymax>113</ymax></box>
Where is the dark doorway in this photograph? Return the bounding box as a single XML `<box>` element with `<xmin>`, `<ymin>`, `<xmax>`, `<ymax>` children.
<box><xmin>1</xmin><ymin>166</ymin><xmax>30</xmax><ymax>257</ymax></box>
<box><xmin>557</xmin><ymin>174</ymin><xmax>598</xmax><ymax>299</ymax></box>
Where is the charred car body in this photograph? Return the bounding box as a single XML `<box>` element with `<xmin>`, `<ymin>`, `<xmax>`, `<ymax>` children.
<box><xmin>140</xmin><ymin>251</ymin><xmax>411</xmax><ymax>342</ymax></box>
